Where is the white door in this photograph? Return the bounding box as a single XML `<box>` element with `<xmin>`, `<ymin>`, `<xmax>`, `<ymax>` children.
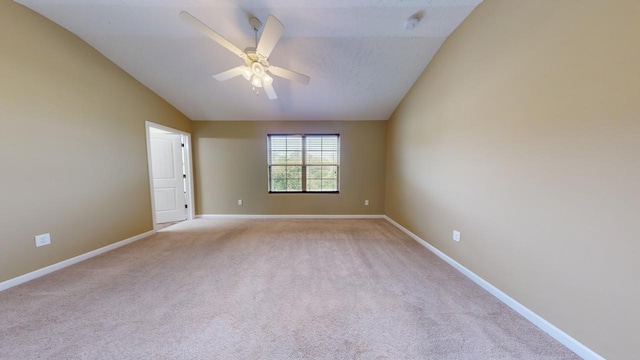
<box><xmin>150</xmin><ymin>132</ymin><xmax>186</xmax><ymax>223</ymax></box>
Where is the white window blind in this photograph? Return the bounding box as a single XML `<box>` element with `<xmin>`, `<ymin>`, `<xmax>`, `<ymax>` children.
<box><xmin>267</xmin><ymin>134</ymin><xmax>340</xmax><ymax>193</ymax></box>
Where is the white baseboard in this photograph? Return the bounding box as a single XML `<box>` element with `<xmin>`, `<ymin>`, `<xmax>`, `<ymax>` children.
<box><xmin>384</xmin><ymin>216</ymin><xmax>603</xmax><ymax>360</ymax></box>
<box><xmin>197</xmin><ymin>214</ymin><xmax>385</xmax><ymax>219</ymax></box>
<box><xmin>0</xmin><ymin>230</ymin><xmax>155</xmax><ymax>292</ymax></box>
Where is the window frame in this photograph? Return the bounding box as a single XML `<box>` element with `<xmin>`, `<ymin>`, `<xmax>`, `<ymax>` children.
<box><xmin>267</xmin><ymin>133</ymin><xmax>340</xmax><ymax>194</ymax></box>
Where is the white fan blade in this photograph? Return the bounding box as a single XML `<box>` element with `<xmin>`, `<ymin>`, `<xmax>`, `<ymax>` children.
<box><xmin>180</xmin><ymin>11</ymin><xmax>245</xmax><ymax>58</ymax></box>
<box><xmin>256</xmin><ymin>15</ymin><xmax>284</xmax><ymax>59</ymax></box>
<box><xmin>212</xmin><ymin>66</ymin><xmax>247</xmax><ymax>81</ymax></box>
<box><xmin>263</xmin><ymin>83</ymin><xmax>278</xmax><ymax>99</ymax></box>
<box><xmin>268</xmin><ymin>66</ymin><xmax>310</xmax><ymax>85</ymax></box>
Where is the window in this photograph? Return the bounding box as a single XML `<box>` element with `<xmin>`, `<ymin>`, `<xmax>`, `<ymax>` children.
<box><xmin>268</xmin><ymin>134</ymin><xmax>340</xmax><ymax>193</ymax></box>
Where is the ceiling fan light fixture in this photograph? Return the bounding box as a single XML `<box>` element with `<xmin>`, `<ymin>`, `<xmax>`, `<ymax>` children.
<box><xmin>251</xmin><ymin>62</ymin><xmax>265</xmax><ymax>76</ymax></box>
<box><xmin>251</xmin><ymin>75</ymin><xmax>263</xmax><ymax>88</ymax></box>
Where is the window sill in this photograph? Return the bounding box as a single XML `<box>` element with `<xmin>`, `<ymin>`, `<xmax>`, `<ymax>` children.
<box><xmin>268</xmin><ymin>191</ymin><xmax>340</xmax><ymax>194</ymax></box>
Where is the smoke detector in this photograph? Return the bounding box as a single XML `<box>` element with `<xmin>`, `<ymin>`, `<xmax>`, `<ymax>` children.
<box><xmin>404</xmin><ymin>14</ymin><xmax>420</xmax><ymax>30</ymax></box>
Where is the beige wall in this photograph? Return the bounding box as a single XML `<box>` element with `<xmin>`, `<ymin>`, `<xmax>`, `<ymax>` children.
<box><xmin>0</xmin><ymin>2</ymin><xmax>192</xmax><ymax>283</ymax></box>
<box><xmin>193</xmin><ymin>121</ymin><xmax>386</xmax><ymax>215</ymax></box>
<box><xmin>386</xmin><ymin>0</ymin><xmax>639</xmax><ymax>358</ymax></box>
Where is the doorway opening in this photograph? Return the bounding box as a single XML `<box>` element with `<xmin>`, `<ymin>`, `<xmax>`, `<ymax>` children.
<box><xmin>145</xmin><ymin>121</ymin><xmax>195</xmax><ymax>229</ymax></box>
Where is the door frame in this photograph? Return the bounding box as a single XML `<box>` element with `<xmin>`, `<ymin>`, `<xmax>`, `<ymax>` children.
<box><xmin>145</xmin><ymin>121</ymin><xmax>195</xmax><ymax>229</ymax></box>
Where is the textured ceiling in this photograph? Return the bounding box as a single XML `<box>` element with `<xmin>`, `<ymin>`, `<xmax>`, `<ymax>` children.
<box><xmin>16</xmin><ymin>0</ymin><xmax>482</xmax><ymax>121</ymax></box>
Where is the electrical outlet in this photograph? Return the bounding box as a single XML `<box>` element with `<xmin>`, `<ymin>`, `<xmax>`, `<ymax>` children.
<box><xmin>237</xmin><ymin>199</ymin><xmax>243</xmax><ymax>206</ymax></box>
<box><xmin>452</xmin><ymin>230</ymin><xmax>461</xmax><ymax>242</ymax></box>
<box><xmin>364</xmin><ymin>200</ymin><xmax>369</xmax><ymax>206</ymax></box>
<box><xmin>35</xmin><ymin>233</ymin><xmax>51</xmax><ymax>247</ymax></box>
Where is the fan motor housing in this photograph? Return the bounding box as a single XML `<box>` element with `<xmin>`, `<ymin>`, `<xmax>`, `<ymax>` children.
<box><xmin>244</xmin><ymin>48</ymin><xmax>268</xmax><ymax>66</ymax></box>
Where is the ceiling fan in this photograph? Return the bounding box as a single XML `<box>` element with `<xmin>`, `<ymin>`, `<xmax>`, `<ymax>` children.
<box><xmin>180</xmin><ymin>11</ymin><xmax>310</xmax><ymax>100</ymax></box>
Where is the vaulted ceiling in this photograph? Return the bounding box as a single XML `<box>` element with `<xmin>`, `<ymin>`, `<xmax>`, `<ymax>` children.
<box><xmin>16</xmin><ymin>0</ymin><xmax>482</xmax><ymax>121</ymax></box>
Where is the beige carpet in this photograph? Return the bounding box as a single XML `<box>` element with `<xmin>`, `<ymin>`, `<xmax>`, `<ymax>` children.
<box><xmin>0</xmin><ymin>219</ymin><xmax>578</xmax><ymax>359</ymax></box>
